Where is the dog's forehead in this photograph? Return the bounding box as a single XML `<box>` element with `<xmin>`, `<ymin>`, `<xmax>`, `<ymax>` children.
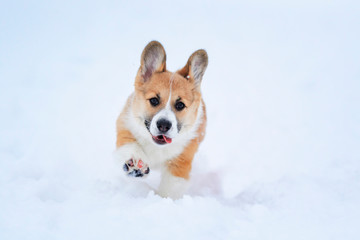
<box><xmin>145</xmin><ymin>72</ymin><xmax>171</xmax><ymax>91</ymax></box>
<box><xmin>145</xmin><ymin>72</ymin><xmax>192</xmax><ymax>96</ymax></box>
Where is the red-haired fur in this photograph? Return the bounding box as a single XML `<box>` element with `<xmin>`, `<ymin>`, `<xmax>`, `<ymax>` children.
<box><xmin>115</xmin><ymin>41</ymin><xmax>208</xmax><ymax>199</ymax></box>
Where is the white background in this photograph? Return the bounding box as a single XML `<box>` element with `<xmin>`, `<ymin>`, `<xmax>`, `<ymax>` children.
<box><xmin>1</xmin><ymin>1</ymin><xmax>359</xmax><ymax>239</ymax></box>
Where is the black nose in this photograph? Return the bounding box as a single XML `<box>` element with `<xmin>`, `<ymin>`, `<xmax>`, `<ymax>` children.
<box><xmin>157</xmin><ymin>119</ymin><xmax>172</xmax><ymax>133</ymax></box>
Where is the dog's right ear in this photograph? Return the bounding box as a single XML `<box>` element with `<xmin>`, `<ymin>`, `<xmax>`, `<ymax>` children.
<box><xmin>138</xmin><ymin>41</ymin><xmax>166</xmax><ymax>82</ymax></box>
<box><xmin>177</xmin><ymin>49</ymin><xmax>208</xmax><ymax>89</ymax></box>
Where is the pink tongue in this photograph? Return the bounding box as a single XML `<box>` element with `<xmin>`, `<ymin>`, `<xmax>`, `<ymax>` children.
<box><xmin>163</xmin><ymin>135</ymin><xmax>172</xmax><ymax>144</ymax></box>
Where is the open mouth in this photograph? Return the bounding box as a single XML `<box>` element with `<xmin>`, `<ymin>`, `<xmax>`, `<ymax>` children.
<box><xmin>152</xmin><ymin>135</ymin><xmax>172</xmax><ymax>145</ymax></box>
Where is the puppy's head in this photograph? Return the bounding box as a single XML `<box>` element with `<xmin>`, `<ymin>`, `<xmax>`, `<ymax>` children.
<box><xmin>131</xmin><ymin>41</ymin><xmax>208</xmax><ymax>146</ymax></box>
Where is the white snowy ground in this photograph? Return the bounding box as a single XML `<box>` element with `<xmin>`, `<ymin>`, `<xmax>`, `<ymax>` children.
<box><xmin>1</xmin><ymin>1</ymin><xmax>359</xmax><ymax>239</ymax></box>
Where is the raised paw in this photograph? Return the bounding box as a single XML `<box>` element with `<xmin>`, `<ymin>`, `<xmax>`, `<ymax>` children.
<box><xmin>123</xmin><ymin>158</ymin><xmax>150</xmax><ymax>177</ymax></box>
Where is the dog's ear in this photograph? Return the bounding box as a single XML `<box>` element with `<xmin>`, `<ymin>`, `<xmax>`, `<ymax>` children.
<box><xmin>177</xmin><ymin>49</ymin><xmax>208</xmax><ymax>88</ymax></box>
<box><xmin>138</xmin><ymin>41</ymin><xmax>166</xmax><ymax>82</ymax></box>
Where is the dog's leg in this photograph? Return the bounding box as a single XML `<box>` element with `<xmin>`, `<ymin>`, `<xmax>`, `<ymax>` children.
<box><xmin>115</xmin><ymin>125</ymin><xmax>150</xmax><ymax>178</ymax></box>
<box><xmin>157</xmin><ymin>169</ymin><xmax>189</xmax><ymax>199</ymax></box>
<box><xmin>157</xmin><ymin>138</ymin><xmax>199</xmax><ymax>199</ymax></box>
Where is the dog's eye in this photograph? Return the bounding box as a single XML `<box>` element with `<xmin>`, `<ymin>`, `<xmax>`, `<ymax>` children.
<box><xmin>175</xmin><ymin>101</ymin><xmax>185</xmax><ymax>111</ymax></box>
<box><xmin>149</xmin><ymin>98</ymin><xmax>160</xmax><ymax>107</ymax></box>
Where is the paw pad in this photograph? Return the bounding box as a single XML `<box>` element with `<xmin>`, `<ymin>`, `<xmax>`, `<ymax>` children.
<box><xmin>123</xmin><ymin>158</ymin><xmax>150</xmax><ymax>178</ymax></box>
<box><xmin>137</xmin><ymin>160</ymin><xmax>144</xmax><ymax>168</ymax></box>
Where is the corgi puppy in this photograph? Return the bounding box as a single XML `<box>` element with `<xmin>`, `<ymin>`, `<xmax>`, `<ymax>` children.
<box><xmin>115</xmin><ymin>41</ymin><xmax>208</xmax><ymax>199</ymax></box>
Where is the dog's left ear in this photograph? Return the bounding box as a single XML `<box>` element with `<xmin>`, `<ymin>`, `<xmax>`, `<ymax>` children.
<box><xmin>177</xmin><ymin>49</ymin><xmax>208</xmax><ymax>89</ymax></box>
<box><xmin>138</xmin><ymin>41</ymin><xmax>166</xmax><ymax>82</ymax></box>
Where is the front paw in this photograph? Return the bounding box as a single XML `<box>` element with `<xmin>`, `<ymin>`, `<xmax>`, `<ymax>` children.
<box><xmin>123</xmin><ymin>158</ymin><xmax>150</xmax><ymax>178</ymax></box>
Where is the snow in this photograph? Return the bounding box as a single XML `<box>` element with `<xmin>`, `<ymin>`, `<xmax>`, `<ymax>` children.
<box><xmin>1</xmin><ymin>0</ymin><xmax>360</xmax><ymax>239</ymax></box>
